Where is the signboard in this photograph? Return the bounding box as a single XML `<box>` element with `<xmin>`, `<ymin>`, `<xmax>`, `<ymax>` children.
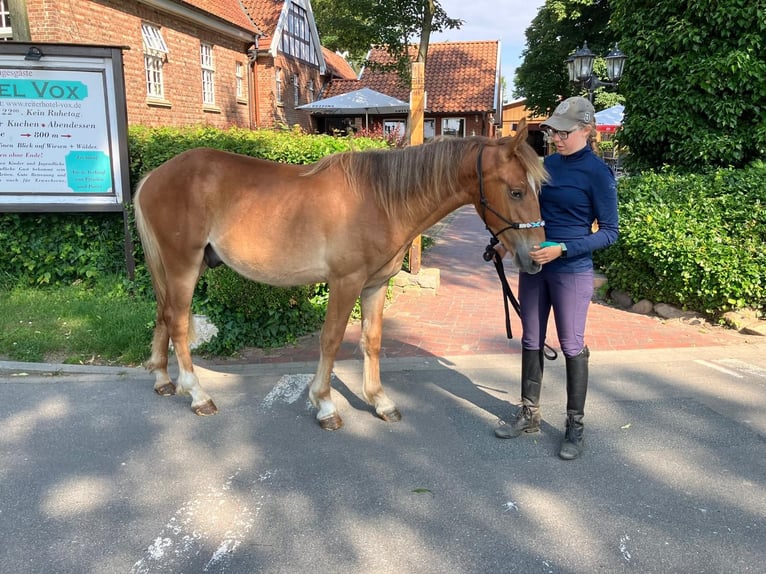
<box><xmin>0</xmin><ymin>43</ymin><xmax>129</xmax><ymax>211</ymax></box>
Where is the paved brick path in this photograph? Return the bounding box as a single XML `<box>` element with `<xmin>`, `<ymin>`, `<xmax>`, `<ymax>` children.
<box><xmin>227</xmin><ymin>206</ymin><xmax>752</xmax><ymax>365</ymax></box>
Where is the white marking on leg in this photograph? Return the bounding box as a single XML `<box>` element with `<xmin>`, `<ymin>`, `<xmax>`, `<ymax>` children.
<box><xmin>176</xmin><ymin>368</ymin><xmax>213</xmax><ymax>408</ymax></box>
<box><xmin>315</xmin><ymin>398</ymin><xmax>337</xmax><ymax>422</ymax></box>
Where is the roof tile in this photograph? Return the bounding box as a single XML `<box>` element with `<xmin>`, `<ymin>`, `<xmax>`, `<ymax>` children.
<box><xmin>323</xmin><ymin>41</ymin><xmax>499</xmax><ymax>113</ymax></box>
<box><xmin>321</xmin><ymin>47</ymin><xmax>357</xmax><ymax>80</ymax></box>
<box><xmin>181</xmin><ymin>0</ymin><xmax>258</xmax><ymax>33</ymax></box>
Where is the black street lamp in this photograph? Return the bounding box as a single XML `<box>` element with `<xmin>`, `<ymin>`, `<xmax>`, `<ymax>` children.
<box><xmin>566</xmin><ymin>42</ymin><xmax>627</xmax><ymax>101</ymax></box>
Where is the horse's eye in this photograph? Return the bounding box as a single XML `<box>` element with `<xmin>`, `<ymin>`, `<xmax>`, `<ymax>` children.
<box><xmin>509</xmin><ymin>188</ymin><xmax>524</xmax><ymax>200</ymax></box>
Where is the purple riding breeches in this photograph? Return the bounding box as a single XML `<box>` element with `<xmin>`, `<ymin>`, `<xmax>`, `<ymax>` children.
<box><xmin>518</xmin><ymin>267</ymin><xmax>594</xmax><ymax>358</ymax></box>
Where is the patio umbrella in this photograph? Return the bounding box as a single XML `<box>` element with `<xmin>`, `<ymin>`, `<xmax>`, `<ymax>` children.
<box><xmin>297</xmin><ymin>87</ymin><xmax>409</xmax><ymax>129</ymax></box>
<box><xmin>595</xmin><ymin>104</ymin><xmax>624</xmax><ymax>133</ymax></box>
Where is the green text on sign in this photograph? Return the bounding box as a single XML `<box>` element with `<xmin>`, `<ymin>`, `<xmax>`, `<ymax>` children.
<box><xmin>0</xmin><ymin>80</ymin><xmax>88</xmax><ymax>100</ymax></box>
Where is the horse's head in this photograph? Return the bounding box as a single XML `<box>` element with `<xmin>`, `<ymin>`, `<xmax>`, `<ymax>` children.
<box><xmin>473</xmin><ymin>118</ymin><xmax>547</xmax><ymax>274</ymax></box>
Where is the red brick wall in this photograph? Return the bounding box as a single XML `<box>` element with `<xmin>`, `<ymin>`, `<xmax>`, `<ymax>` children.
<box><xmin>253</xmin><ymin>52</ymin><xmax>322</xmax><ymax>131</ymax></box>
<box><xmin>26</xmin><ymin>0</ymin><xmax>252</xmax><ymax>129</ymax></box>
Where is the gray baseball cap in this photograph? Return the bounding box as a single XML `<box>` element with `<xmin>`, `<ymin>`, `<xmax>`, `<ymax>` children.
<box><xmin>541</xmin><ymin>96</ymin><xmax>595</xmax><ymax>131</ymax></box>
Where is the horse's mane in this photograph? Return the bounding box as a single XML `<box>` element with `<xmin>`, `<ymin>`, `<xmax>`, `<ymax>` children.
<box><xmin>305</xmin><ymin>136</ymin><xmax>544</xmax><ymax>222</ymax></box>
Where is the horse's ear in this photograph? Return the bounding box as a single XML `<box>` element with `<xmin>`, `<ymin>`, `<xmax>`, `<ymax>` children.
<box><xmin>497</xmin><ymin>117</ymin><xmax>529</xmax><ymax>158</ymax></box>
<box><xmin>514</xmin><ymin>117</ymin><xmax>529</xmax><ymax>145</ymax></box>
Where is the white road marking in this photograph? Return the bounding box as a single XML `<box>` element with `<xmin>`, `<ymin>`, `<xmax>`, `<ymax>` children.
<box><xmin>131</xmin><ymin>469</ymin><xmax>273</xmax><ymax>573</ymax></box>
<box><xmin>694</xmin><ymin>360</ymin><xmax>743</xmax><ymax>378</ymax></box>
<box><xmin>260</xmin><ymin>374</ymin><xmax>313</xmax><ymax>410</ymax></box>
<box><xmin>714</xmin><ymin>359</ymin><xmax>766</xmax><ymax>379</ymax></box>
<box><xmin>619</xmin><ymin>535</ymin><xmax>632</xmax><ymax>562</ymax></box>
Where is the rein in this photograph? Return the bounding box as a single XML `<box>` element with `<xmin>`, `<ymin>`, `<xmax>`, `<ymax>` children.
<box><xmin>476</xmin><ymin>144</ymin><xmax>557</xmax><ymax>361</ymax></box>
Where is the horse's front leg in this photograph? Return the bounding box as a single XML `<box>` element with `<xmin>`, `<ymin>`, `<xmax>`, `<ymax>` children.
<box><xmin>308</xmin><ymin>279</ymin><xmax>360</xmax><ymax>430</ymax></box>
<box><xmin>359</xmin><ymin>282</ymin><xmax>401</xmax><ymax>422</ymax></box>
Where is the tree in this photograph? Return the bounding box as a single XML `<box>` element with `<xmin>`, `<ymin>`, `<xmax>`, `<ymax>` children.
<box><xmin>513</xmin><ymin>0</ymin><xmax>615</xmax><ymax>115</ymax></box>
<box><xmin>610</xmin><ymin>0</ymin><xmax>766</xmax><ymax>172</ymax></box>
<box><xmin>312</xmin><ymin>0</ymin><xmax>461</xmax><ymax>78</ymax></box>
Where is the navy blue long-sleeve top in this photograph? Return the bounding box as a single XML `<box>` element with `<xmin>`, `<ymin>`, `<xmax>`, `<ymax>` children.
<box><xmin>540</xmin><ymin>145</ymin><xmax>619</xmax><ymax>272</ymax></box>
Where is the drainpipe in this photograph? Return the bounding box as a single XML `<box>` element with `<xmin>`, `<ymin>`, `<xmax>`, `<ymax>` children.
<box><xmin>247</xmin><ymin>36</ymin><xmax>262</xmax><ymax>128</ymax></box>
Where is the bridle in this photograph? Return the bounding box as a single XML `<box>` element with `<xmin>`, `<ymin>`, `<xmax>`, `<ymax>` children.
<box><xmin>476</xmin><ymin>143</ymin><xmax>545</xmax><ymax>240</ymax></box>
<box><xmin>476</xmin><ymin>144</ymin><xmax>557</xmax><ymax>361</ymax></box>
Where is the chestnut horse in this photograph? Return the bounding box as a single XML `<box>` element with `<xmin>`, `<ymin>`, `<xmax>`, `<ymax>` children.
<box><xmin>134</xmin><ymin>120</ymin><xmax>546</xmax><ymax>429</ymax></box>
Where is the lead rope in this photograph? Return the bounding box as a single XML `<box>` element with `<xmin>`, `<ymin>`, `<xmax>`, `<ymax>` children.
<box><xmin>483</xmin><ymin>237</ymin><xmax>558</xmax><ymax>361</ymax></box>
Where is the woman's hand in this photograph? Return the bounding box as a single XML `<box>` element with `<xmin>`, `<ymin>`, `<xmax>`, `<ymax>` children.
<box><xmin>530</xmin><ymin>243</ymin><xmax>563</xmax><ymax>265</ymax></box>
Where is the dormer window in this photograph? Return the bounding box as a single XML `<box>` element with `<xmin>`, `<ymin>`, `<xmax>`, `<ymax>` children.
<box><xmin>281</xmin><ymin>1</ymin><xmax>317</xmax><ymax>65</ymax></box>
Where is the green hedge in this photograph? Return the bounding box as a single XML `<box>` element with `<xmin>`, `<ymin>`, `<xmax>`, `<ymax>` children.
<box><xmin>595</xmin><ymin>163</ymin><xmax>766</xmax><ymax>316</ymax></box>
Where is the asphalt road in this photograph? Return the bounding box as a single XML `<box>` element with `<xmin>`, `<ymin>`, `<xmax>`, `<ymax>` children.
<box><xmin>1</xmin><ymin>344</ymin><xmax>765</xmax><ymax>573</ymax></box>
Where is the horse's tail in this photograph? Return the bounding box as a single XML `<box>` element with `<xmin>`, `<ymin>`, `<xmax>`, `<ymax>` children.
<box><xmin>134</xmin><ymin>173</ymin><xmax>197</xmax><ymax>346</ymax></box>
<box><xmin>134</xmin><ymin>174</ymin><xmax>167</xmax><ymax>309</ymax></box>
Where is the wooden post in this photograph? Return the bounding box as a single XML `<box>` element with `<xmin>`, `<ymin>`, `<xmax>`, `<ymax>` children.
<box><xmin>407</xmin><ymin>62</ymin><xmax>426</xmax><ymax>274</ymax></box>
<box><xmin>8</xmin><ymin>0</ymin><xmax>32</xmax><ymax>41</ymax></box>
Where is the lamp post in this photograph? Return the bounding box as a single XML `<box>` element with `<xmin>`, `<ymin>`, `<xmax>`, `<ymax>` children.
<box><xmin>566</xmin><ymin>42</ymin><xmax>627</xmax><ymax>102</ymax></box>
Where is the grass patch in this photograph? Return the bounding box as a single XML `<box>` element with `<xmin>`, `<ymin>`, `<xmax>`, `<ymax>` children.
<box><xmin>0</xmin><ymin>277</ymin><xmax>154</xmax><ymax>366</ymax></box>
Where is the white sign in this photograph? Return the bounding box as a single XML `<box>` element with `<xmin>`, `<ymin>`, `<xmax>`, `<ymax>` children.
<box><xmin>0</xmin><ymin>46</ymin><xmax>128</xmax><ymax>210</ymax></box>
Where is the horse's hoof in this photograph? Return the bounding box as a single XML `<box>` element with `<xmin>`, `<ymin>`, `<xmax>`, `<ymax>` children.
<box><xmin>379</xmin><ymin>408</ymin><xmax>402</xmax><ymax>423</ymax></box>
<box><xmin>154</xmin><ymin>382</ymin><xmax>176</xmax><ymax>397</ymax></box>
<box><xmin>192</xmin><ymin>400</ymin><xmax>218</xmax><ymax>416</ymax></box>
<box><xmin>318</xmin><ymin>413</ymin><xmax>344</xmax><ymax>431</ymax></box>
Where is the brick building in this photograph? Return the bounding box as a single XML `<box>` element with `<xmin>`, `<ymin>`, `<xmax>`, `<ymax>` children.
<box><xmin>1</xmin><ymin>0</ymin><xmax>332</xmax><ymax>130</ymax></box>
<box><xmin>317</xmin><ymin>41</ymin><xmax>504</xmax><ymax>138</ymax></box>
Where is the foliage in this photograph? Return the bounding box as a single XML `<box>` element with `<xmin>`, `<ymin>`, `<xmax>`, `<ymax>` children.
<box><xmin>595</xmin><ymin>164</ymin><xmax>766</xmax><ymax>316</ymax></box>
<box><xmin>514</xmin><ymin>0</ymin><xmax>616</xmax><ymax>115</ymax></box>
<box><xmin>312</xmin><ymin>0</ymin><xmax>462</xmax><ymax>76</ymax></box>
<box><xmin>195</xmin><ymin>267</ymin><xmax>327</xmax><ymax>355</ymax></box>
<box><xmin>609</xmin><ymin>0</ymin><xmax>766</xmax><ymax>172</ymax></box>
<box><xmin>0</xmin><ymin>275</ymin><xmax>155</xmax><ymax>365</ymax></box>
<box><xmin>0</xmin><ymin>212</ymin><xmax>126</xmax><ymax>287</ymax></box>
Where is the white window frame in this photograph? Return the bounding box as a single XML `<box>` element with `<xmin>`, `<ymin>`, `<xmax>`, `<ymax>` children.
<box><xmin>292</xmin><ymin>74</ymin><xmax>299</xmax><ymax>105</ymax></box>
<box><xmin>0</xmin><ymin>0</ymin><xmax>12</xmax><ymax>40</ymax></box>
<box><xmin>307</xmin><ymin>79</ymin><xmax>314</xmax><ymax>103</ymax></box>
<box><xmin>141</xmin><ymin>23</ymin><xmax>168</xmax><ymax>100</ymax></box>
<box><xmin>236</xmin><ymin>61</ymin><xmax>246</xmax><ymax>100</ymax></box>
<box><xmin>281</xmin><ymin>2</ymin><xmax>318</xmax><ymax>65</ymax></box>
<box><xmin>442</xmin><ymin>117</ymin><xmax>466</xmax><ymax>137</ymax></box>
<box><xmin>200</xmin><ymin>42</ymin><xmax>215</xmax><ymax>106</ymax></box>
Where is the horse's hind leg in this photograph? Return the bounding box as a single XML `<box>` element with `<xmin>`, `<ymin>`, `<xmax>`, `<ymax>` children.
<box><xmin>147</xmin><ymin>311</ymin><xmax>175</xmax><ymax>397</ymax></box>
<box><xmin>359</xmin><ymin>282</ymin><xmax>401</xmax><ymax>422</ymax></box>
<box><xmin>308</xmin><ymin>279</ymin><xmax>361</xmax><ymax>430</ymax></box>
<box><xmin>165</xmin><ymin>271</ymin><xmax>218</xmax><ymax>416</ymax></box>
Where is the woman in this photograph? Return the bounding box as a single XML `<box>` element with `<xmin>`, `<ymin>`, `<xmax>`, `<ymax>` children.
<box><xmin>494</xmin><ymin>96</ymin><xmax>619</xmax><ymax>460</ymax></box>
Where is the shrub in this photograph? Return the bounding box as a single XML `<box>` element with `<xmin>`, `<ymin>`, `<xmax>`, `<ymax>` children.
<box><xmin>196</xmin><ymin>266</ymin><xmax>327</xmax><ymax>355</ymax></box>
<box><xmin>595</xmin><ymin>163</ymin><xmax>766</xmax><ymax>316</ymax></box>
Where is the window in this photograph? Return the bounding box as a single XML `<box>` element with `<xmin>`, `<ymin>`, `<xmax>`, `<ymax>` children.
<box><xmin>141</xmin><ymin>23</ymin><xmax>168</xmax><ymax>99</ymax></box>
<box><xmin>307</xmin><ymin>79</ymin><xmax>314</xmax><ymax>103</ymax></box>
<box><xmin>0</xmin><ymin>0</ymin><xmax>11</xmax><ymax>41</ymax></box>
<box><xmin>424</xmin><ymin>119</ymin><xmax>435</xmax><ymax>141</ymax></box>
<box><xmin>281</xmin><ymin>2</ymin><xmax>318</xmax><ymax>65</ymax></box>
<box><xmin>236</xmin><ymin>61</ymin><xmax>246</xmax><ymax>100</ymax></box>
<box><xmin>442</xmin><ymin>118</ymin><xmax>465</xmax><ymax>137</ymax></box>
<box><xmin>275</xmin><ymin>68</ymin><xmax>283</xmax><ymax>104</ymax></box>
<box><xmin>384</xmin><ymin>120</ymin><xmax>406</xmax><ymax>140</ymax></box>
<box><xmin>292</xmin><ymin>74</ymin><xmax>299</xmax><ymax>105</ymax></box>
<box><xmin>200</xmin><ymin>43</ymin><xmax>215</xmax><ymax>106</ymax></box>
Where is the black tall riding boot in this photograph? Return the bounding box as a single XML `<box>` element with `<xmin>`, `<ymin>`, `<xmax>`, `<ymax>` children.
<box><xmin>559</xmin><ymin>346</ymin><xmax>589</xmax><ymax>460</ymax></box>
<box><xmin>495</xmin><ymin>349</ymin><xmax>544</xmax><ymax>439</ymax></box>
